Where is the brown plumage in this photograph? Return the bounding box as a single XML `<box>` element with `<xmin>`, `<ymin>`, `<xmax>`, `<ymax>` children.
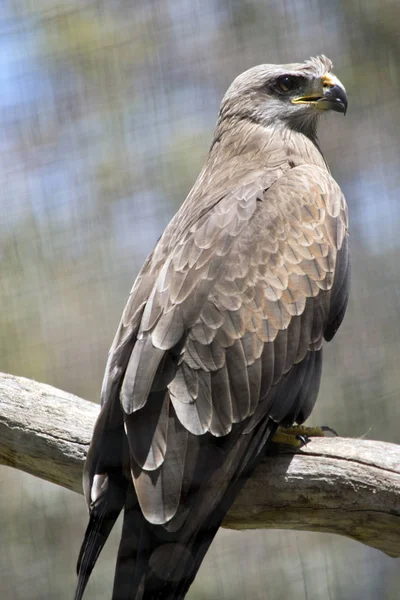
<box><xmin>75</xmin><ymin>55</ymin><xmax>349</xmax><ymax>599</ymax></box>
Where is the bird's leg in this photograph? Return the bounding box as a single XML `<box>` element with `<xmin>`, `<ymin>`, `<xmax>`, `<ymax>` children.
<box><xmin>270</xmin><ymin>425</ymin><xmax>337</xmax><ymax>449</ymax></box>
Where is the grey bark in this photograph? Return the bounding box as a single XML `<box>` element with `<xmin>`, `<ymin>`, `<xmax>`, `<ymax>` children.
<box><xmin>0</xmin><ymin>372</ymin><xmax>399</xmax><ymax>558</ymax></box>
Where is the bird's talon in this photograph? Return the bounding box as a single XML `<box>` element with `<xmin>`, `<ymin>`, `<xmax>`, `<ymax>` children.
<box><xmin>269</xmin><ymin>424</ymin><xmax>337</xmax><ymax>451</ymax></box>
<box><xmin>296</xmin><ymin>434</ymin><xmax>310</xmax><ymax>445</ymax></box>
<box><xmin>321</xmin><ymin>426</ymin><xmax>338</xmax><ymax>436</ymax></box>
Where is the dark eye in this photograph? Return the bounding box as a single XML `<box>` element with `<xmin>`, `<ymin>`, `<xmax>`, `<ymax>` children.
<box><xmin>276</xmin><ymin>75</ymin><xmax>298</xmax><ymax>93</ymax></box>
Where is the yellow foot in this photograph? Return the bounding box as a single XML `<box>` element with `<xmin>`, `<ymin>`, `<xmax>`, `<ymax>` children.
<box><xmin>270</xmin><ymin>425</ymin><xmax>337</xmax><ymax>449</ymax></box>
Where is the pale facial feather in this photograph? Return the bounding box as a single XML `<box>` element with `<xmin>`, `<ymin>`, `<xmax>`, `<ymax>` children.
<box><xmin>217</xmin><ymin>55</ymin><xmax>336</xmax><ymax>139</ymax></box>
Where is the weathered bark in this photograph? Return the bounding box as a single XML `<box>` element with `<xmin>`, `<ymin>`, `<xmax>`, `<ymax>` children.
<box><xmin>0</xmin><ymin>372</ymin><xmax>399</xmax><ymax>558</ymax></box>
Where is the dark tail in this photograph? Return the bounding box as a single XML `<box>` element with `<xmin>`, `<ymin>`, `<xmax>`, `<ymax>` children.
<box><xmin>75</xmin><ymin>394</ymin><xmax>128</xmax><ymax>600</ymax></box>
<box><xmin>110</xmin><ymin>418</ymin><xmax>276</xmax><ymax>600</ymax></box>
<box><xmin>74</xmin><ymin>473</ymin><xmax>127</xmax><ymax>600</ymax></box>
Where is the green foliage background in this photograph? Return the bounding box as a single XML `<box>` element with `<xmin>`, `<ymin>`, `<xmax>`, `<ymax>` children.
<box><xmin>1</xmin><ymin>1</ymin><xmax>399</xmax><ymax>598</ymax></box>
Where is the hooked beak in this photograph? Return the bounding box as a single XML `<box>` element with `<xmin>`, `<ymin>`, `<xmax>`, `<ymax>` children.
<box><xmin>291</xmin><ymin>73</ymin><xmax>348</xmax><ymax>115</ymax></box>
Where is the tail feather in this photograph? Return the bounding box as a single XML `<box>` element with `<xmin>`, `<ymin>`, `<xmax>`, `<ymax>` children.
<box><xmin>111</xmin><ymin>485</ymin><xmax>151</xmax><ymax>600</ymax></box>
<box><xmin>75</xmin><ymin>474</ymin><xmax>127</xmax><ymax>600</ymax></box>
<box><xmin>110</xmin><ymin>419</ymin><xmax>276</xmax><ymax>600</ymax></box>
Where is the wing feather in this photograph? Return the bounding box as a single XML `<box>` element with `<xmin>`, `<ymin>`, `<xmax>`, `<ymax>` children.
<box><xmin>131</xmin><ymin>402</ymin><xmax>188</xmax><ymax>525</ymax></box>
<box><xmin>210</xmin><ymin>364</ymin><xmax>233</xmax><ymax>436</ymax></box>
<box><xmin>124</xmin><ymin>391</ymin><xmax>169</xmax><ymax>471</ymax></box>
<box><xmin>226</xmin><ymin>340</ymin><xmax>251</xmax><ymax>422</ymax></box>
<box><xmin>170</xmin><ymin>372</ymin><xmax>212</xmax><ymax>436</ymax></box>
<box><xmin>90</xmin><ymin>163</ymin><xmax>349</xmax><ymax>529</ymax></box>
<box><xmin>121</xmin><ymin>337</ymin><xmax>164</xmax><ymax>414</ymax></box>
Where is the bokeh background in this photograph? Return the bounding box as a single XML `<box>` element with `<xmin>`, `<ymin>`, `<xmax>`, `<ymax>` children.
<box><xmin>1</xmin><ymin>0</ymin><xmax>400</xmax><ymax>598</ymax></box>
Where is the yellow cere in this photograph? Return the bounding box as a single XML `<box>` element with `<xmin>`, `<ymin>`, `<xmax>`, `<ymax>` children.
<box><xmin>321</xmin><ymin>73</ymin><xmax>342</xmax><ymax>88</ymax></box>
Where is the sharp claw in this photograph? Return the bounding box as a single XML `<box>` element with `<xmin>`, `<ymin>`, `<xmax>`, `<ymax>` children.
<box><xmin>296</xmin><ymin>434</ymin><xmax>310</xmax><ymax>445</ymax></box>
<box><xmin>321</xmin><ymin>426</ymin><xmax>338</xmax><ymax>436</ymax></box>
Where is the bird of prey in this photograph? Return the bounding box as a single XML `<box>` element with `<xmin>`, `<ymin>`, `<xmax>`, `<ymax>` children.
<box><xmin>75</xmin><ymin>55</ymin><xmax>349</xmax><ymax>600</ymax></box>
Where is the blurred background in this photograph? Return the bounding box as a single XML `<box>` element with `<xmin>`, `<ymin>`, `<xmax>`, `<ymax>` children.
<box><xmin>1</xmin><ymin>0</ymin><xmax>399</xmax><ymax>598</ymax></box>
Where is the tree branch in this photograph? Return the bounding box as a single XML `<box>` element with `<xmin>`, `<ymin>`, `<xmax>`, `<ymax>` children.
<box><xmin>0</xmin><ymin>372</ymin><xmax>399</xmax><ymax>558</ymax></box>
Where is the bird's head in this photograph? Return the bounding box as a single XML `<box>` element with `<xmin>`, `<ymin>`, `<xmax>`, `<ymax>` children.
<box><xmin>218</xmin><ymin>55</ymin><xmax>347</xmax><ymax>140</ymax></box>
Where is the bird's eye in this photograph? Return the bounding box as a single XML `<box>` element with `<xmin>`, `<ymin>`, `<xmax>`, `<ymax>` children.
<box><xmin>276</xmin><ymin>75</ymin><xmax>298</xmax><ymax>93</ymax></box>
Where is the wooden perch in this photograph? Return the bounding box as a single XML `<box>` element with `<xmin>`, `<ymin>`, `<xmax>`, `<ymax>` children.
<box><xmin>0</xmin><ymin>372</ymin><xmax>399</xmax><ymax>558</ymax></box>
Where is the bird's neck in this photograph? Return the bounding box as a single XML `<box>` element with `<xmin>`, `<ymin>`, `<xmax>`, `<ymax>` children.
<box><xmin>167</xmin><ymin>119</ymin><xmax>328</xmax><ymax>245</ymax></box>
<box><xmin>209</xmin><ymin>117</ymin><xmax>327</xmax><ymax>174</ymax></box>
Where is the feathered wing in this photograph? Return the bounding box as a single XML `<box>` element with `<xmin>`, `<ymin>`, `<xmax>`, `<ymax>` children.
<box><xmin>75</xmin><ymin>163</ymin><xmax>349</xmax><ymax>600</ymax></box>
